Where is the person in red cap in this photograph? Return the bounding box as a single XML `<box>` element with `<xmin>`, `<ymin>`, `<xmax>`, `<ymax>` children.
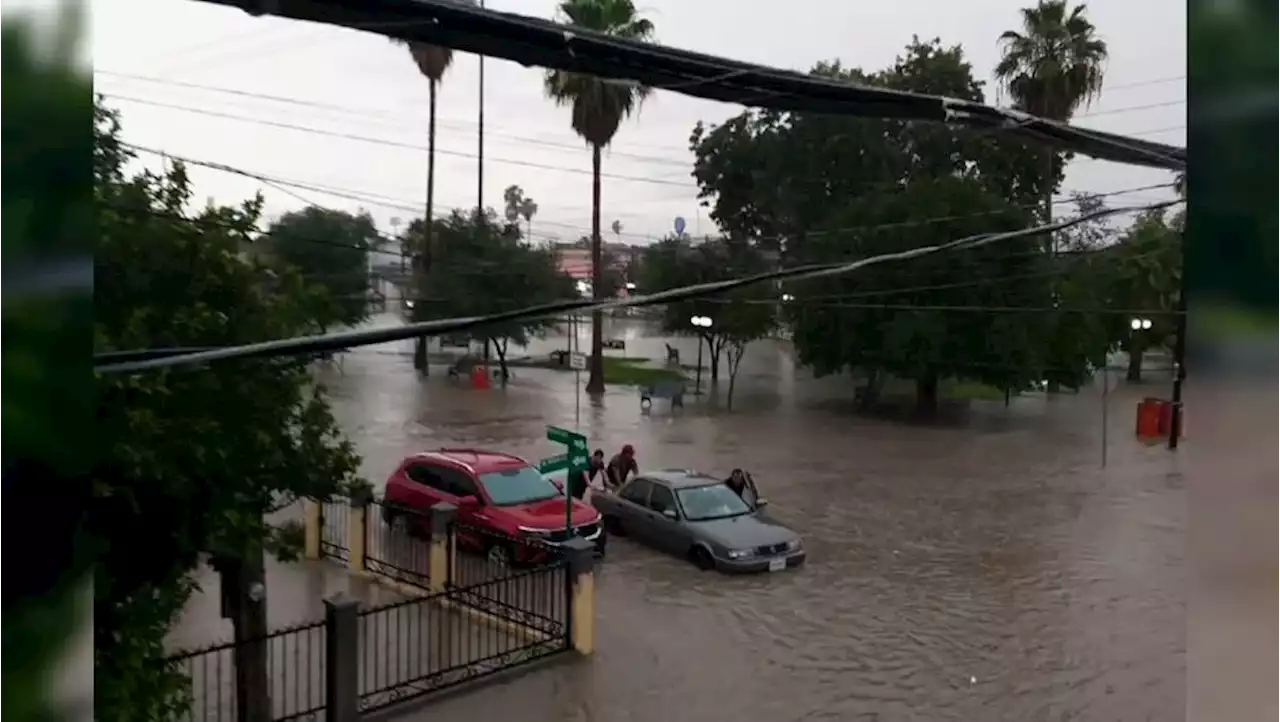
<box><xmin>605</xmin><ymin>444</ymin><xmax>639</xmax><ymax>491</ymax></box>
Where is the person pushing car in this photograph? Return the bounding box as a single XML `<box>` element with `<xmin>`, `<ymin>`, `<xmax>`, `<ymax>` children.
<box><xmin>605</xmin><ymin>445</ymin><xmax>639</xmax><ymax>490</ymax></box>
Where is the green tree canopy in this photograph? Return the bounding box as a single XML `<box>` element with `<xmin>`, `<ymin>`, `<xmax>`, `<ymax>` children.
<box><xmin>639</xmin><ymin>235</ymin><xmax>776</xmax><ymax>405</ymax></box>
<box><xmin>263</xmin><ymin>206</ymin><xmax>381</xmax><ymax>329</ymax></box>
<box><xmin>689</xmin><ymin>38</ymin><xmax>1082</xmax><ymax>411</ymax></box>
<box><xmin>411</xmin><ymin>209</ymin><xmax>577</xmax><ymax>374</ymax></box>
<box><xmin>93</xmin><ymin>103</ymin><xmax>362</xmax><ymax>721</ymax></box>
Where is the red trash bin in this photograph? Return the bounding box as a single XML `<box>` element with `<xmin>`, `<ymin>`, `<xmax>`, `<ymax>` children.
<box><xmin>1135</xmin><ymin>398</ymin><xmax>1163</xmax><ymax>440</ymax></box>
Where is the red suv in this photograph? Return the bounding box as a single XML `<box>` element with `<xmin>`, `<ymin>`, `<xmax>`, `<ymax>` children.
<box><xmin>383</xmin><ymin>448</ymin><xmax>606</xmax><ymax>565</ymax></box>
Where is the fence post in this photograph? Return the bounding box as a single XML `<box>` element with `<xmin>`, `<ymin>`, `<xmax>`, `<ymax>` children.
<box><xmin>347</xmin><ymin>487</ymin><xmax>372</xmax><ymax>572</ymax></box>
<box><xmin>427</xmin><ymin>502</ymin><xmax>457</xmax><ymax>593</ymax></box>
<box><xmin>323</xmin><ymin>594</ymin><xmax>360</xmax><ymax>722</ymax></box>
<box><xmin>303</xmin><ymin>499</ymin><xmax>321</xmax><ymax>560</ymax></box>
<box><xmin>561</xmin><ymin>537</ymin><xmax>596</xmax><ymax>656</ymax></box>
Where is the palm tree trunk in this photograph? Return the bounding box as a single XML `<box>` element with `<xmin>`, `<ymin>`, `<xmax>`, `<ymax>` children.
<box><xmin>414</xmin><ymin>79</ymin><xmax>439</xmax><ymax>376</ymax></box>
<box><xmin>585</xmin><ymin>143</ymin><xmax>606</xmax><ymax>394</ymax></box>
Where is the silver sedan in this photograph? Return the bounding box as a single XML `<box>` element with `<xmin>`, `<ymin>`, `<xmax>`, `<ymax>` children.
<box><xmin>590</xmin><ymin>469</ymin><xmax>805</xmax><ymax>573</ymax></box>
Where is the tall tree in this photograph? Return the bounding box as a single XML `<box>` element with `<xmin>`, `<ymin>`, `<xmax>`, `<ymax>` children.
<box><xmin>93</xmin><ymin>105</ymin><xmax>362</xmax><ymax>722</ymax></box>
<box><xmin>263</xmin><ymin>207</ymin><xmax>381</xmax><ymax>329</ymax></box>
<box><xmin>395</xmin><ymin>33</ymin><xmax>460</xmax><ymax>374</ymax></box>
<box><xmin>414</xmin><ymin>209</ymin><xmax>577</xmax><ymax>377</ymax></box>
<box><xmin>640</xmin><ymin>236</ymin><xmax>776</xmax><ymax>407</ymax></box>
<box><xmin>543</xmin><ymin>0</ymin><xmax>655</xmax><ymax>394</ymax></box>
<box><xmin>690</xmin><ymin>39</ymin><xmax>1070</xmax><ymax>413</ymax></box>
<box><xmin>503</xmin><ymin>183</ymin><xmax>539</xmax><ymax>240</ymax></box>
<box><xmin>995</xmin><ymin>1</ymin><xmax>1109</xmax><ymax>391</ymax></box>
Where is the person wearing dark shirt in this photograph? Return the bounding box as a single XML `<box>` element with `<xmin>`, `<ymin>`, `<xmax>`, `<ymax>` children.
<box><xmin>605</xmin><ymin>445</ymin><xmax>638</xmax><ymax>490</ymax></box>
<box><xmin>568</xmin><ymin>450</ymin><xmax>606</xmax><ymax>500</ymax></box>
<box><xmin>586</xmin><ymin>449</ymin><xmax>606</xmax><ymax>484</ymax></box>
<box><xmin>725</xmin><ymin>468</ymin><xmax>759</xmax><ymax>509</ymax></box>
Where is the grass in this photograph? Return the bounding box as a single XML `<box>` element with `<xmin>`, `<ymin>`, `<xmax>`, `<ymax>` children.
<box><xmin>602</xmin><ymin>357</ymin><xmax>685</xmax><ymax>387</ymax></box>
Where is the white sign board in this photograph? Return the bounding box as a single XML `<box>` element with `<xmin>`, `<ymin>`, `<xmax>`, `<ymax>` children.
<box><xmin>569</xmin><ymin>352</ymin><xmax>587</xmax><ymax>371</ymax></box>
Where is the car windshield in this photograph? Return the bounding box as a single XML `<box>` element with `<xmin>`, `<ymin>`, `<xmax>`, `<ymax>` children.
<box><xmin>676</xmin><ymin>483</ymin><xmax>753</xmax><ymax>522</ymax></box>
<box><xmin>478</xmin><ymin>466</ymin><xmax>564</xmax><ymax>506</ymax></box>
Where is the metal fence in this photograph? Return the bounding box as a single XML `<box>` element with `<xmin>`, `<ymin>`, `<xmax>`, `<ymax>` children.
<box><xmin>447</xmin><ymin>522</ymin><xmax>570</xmax><ymax>637</ymax></box>
<box><xmin>169</xmin><ymin>619</ymin><xmax>327</xmax><ymax>722</ymax></box>
<box><xmin>365</xmin><ymin>499</ymin><xmax>432</xmax><ymax>591</ymax></box>
<box><xmin>320</xmin><ymin>497</ymin><xmax>349</xmax><ymax>562</ymax></box>
<box><xmin>356</xmin><ymin>579</ymin><xmax>568</xmax><ymax>714</ymax></box>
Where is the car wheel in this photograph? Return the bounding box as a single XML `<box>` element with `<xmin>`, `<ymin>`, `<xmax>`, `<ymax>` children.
<box><xmin>690</xmin><ymin>546</ymin><xmax>714</xmax><ymax>571</ymax></box>
<box><xmin>602</xmin><ymin>515</ymin><xmax>626</xmax><ymax>537</ymax></box>
<box><xmin>486</xmin><ymin>543</ymin><xmax>513</xmax><ymax>568</ymax></box>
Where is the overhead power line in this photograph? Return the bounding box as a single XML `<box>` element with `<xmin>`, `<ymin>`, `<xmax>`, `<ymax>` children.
<box><xmin>116</xmin><ymin>141</ymin><xmax>1175</xmax><ymax>253</ymax></box>
<box><xmin>94</xmin><ymin>70</ymin><xmax>1186</xmax><ymax>161</ymax></box>
<box><xmin>186</xmin><ymin>0</ymin><xmax>1186</xmax><ymax>170</ymax></box>
<box><xmin>94</xmin><ymin>199</ymin><xmax>1181</xmax><ymax>374</ymax></box>
<box><xmin>99</xmin><ymin>92</ymin><xmax>1187</xmax><ymax>192</ymax></box>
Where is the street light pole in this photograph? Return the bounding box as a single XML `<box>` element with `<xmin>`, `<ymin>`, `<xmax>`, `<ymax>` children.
<box><xmin>695</xmin><ymin>336</ymin><xmax>704</xmax><ymax>395</ymax></box>
<box><xmin>690</xmin><ymin>315</ymin><xmax>713</xmax><ymax>395</ymax></box>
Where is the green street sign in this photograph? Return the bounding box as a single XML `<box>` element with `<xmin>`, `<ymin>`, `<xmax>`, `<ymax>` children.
<box><xmin>546</xmin><ymin>425</ymin><xmax>587</xmax><ymax>450</ymax></box>
<box><xmin>537</xmin><ymin>454</ymin><xmax>568</xmax><ymax>474</ymax></box>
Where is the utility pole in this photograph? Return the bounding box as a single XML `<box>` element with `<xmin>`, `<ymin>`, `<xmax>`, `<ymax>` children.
<box><xmin>1168</xmin><ymin>249</ymin><xmax>1187</xmax><ymax>450</ymax></box>
<box><xmin>213</xmin><ymin>553</ymin><xmax>270</xmax><ymax>722</ymax></box>
<box><xmin>478</xmin><ymin>2</ymin><xmax>491</xmax><ymax>366</ymax></box>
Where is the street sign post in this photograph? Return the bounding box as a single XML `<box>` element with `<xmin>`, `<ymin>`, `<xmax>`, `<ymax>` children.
<box><xmin>539</xmin><ymin>425</ymin><xmax>589</xmax><ymax>530</ymax></box>
<box><xmin>569</xmin><ymin>351</ymin><xmax>585</xmax><ymax>426</ymax></box>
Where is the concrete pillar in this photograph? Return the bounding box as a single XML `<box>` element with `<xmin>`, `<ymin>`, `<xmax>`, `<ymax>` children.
<box><xmin>303</xmin><ymin>499</ymin><xmax>321</xmax><ymax>560</ymax></box>
<box><xmin>561</xmin><ymin>537</ymin><xmax>596</xmax><ymax>656</ymax></box>
<box><xmin>347</xmin><ymin>488</ymin><xmax>372</xmax><ymax>573</ymax></box>
<box><xmin>323</xmin><ymin>594</ymin><xmax>360</xmax><ymax>722</ymax></box>
<box><xmin>427</xmin><ymin>503</ymin><xmax>457</xmax><ymax>593</ymax></box>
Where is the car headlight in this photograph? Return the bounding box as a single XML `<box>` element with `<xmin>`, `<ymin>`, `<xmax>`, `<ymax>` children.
<box><xmin>726</xmin><ymin>548</ymin><xmax>754</xmax><ymax>560</ymax></box>
<box><xmin>786</xmin><ymin>539</ymin><xmax>803</xmax><ymax>552</ymax></box>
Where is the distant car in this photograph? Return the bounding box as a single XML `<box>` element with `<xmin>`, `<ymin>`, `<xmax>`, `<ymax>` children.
<box><xmin>603</xmin><ymin>338</ymin><xmax>626</xmax><ymax>350</ymax></box>
<box><xmin>590</xmin><ymin>470</ymin><xmax>804</xmax><ymax>573</ymax></box>
<box><xmin>383</xmin><ymin>449</ymin><xmax>606</xmax><ymax>566</ymax></box>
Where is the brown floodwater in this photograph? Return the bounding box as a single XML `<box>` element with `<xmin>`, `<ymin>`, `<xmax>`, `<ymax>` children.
<box><xmin>313</xmin><ymin>313</ymin><xmax>1192</xmax><ymax>722</ymax></box>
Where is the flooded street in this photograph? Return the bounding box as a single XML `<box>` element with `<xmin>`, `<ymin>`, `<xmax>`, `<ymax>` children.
<box><xmin>317</xmin><ymin>313</ymin><xmax>1187</xmax><ymax>721</ymax></box>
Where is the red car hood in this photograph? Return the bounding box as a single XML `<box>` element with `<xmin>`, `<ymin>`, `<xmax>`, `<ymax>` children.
<box><xmin>501</xmin><ymin>497</ymin><xmax>599</xmax><ymax>530</ymax></box>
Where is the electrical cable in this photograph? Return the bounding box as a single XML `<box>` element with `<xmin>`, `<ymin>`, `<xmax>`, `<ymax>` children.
<box><xmin>114</xmin><ymin>141</ymin><xmax>1176</xmax><ymax>248</ymax></box>
<box><xmin>101</xmin><ymin>175</ymin><xmax>1173</xmax><ymax>271</ymax></box>
<box><xmin>102</xmin><ymin>93</ymin><xmax>1187</xmax><ymax>196</ymax></box>
<box><xmin>94</xmin><ymin>199</ymin><xmax>1180</xmax><ymax>374</ymax></box>
<box><xmin>186</xmin><ymin>0</ymin><xmax>1185</xmax><ymax>170</ymax></box>
<box><xmin>94</xmin><ymin>72</ymin><xmax>1185</xmax><ymax>165</ymax></box>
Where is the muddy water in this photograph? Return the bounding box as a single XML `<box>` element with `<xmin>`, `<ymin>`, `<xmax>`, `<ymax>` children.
<box><xmin>317</xmin><ymin>313</ymin><xmax>1186</xmax><ymax>722</ymax></box>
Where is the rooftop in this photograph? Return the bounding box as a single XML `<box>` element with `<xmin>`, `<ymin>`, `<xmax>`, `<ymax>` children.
<box><xmin>416</xmin><ymin>448</ymin><xmax>530</xmax><ymax>474</ymax></box>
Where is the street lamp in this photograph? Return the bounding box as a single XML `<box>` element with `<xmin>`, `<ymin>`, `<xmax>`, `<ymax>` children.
<box><xmin>690</xmin><ymin>315</ymin><xmax>713</xmax><ymax>394</ymax></box>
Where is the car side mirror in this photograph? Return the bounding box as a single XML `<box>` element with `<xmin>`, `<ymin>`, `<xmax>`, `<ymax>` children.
<box><xmin>661</xmin><ymin>508</ymin><xmax>678</xmax><ymax>521</ymax></box>
<box><xmin>457</xmin><ymin>495</ymin><xmax>481</xmax><ymax>508</ymax></box>
<box><xmin>755</xmin><ymin>498</ymin><xmax>769</xmax><ymax>509</ymax></box>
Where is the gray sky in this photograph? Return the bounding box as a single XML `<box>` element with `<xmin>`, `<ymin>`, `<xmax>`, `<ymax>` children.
<box><xmin>91</xmin><ymin>0</ymin><xmax>1185</xmax><ymax>245</ymax></box>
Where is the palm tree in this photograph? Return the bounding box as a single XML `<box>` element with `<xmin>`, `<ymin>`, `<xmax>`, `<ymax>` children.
<box><xmin>543</xmin><ymin>0</ymin><xmax>654</xmax><ymax>394</ymax></box>
<box><xmin>995</xmin><ymin>0</ymin><xmax>1107</xmax><ymax>391</ymax></box>
<box><xmin>395</xmin><ymin>38</ymin><xmax>458</xmax><ymax>374</ymax></box>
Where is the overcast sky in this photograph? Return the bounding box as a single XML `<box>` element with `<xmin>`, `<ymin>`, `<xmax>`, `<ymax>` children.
<box><xmin>90</xmin><ymin>0</ymin><xmax>1185</xmax><ymax>246</ymax></box>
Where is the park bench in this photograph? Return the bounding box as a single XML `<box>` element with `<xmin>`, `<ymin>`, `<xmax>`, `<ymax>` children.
<box><xmin>640</xmin><ymin>379</ymin><xmax>686</xmax><ymax>411</ymax></box>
